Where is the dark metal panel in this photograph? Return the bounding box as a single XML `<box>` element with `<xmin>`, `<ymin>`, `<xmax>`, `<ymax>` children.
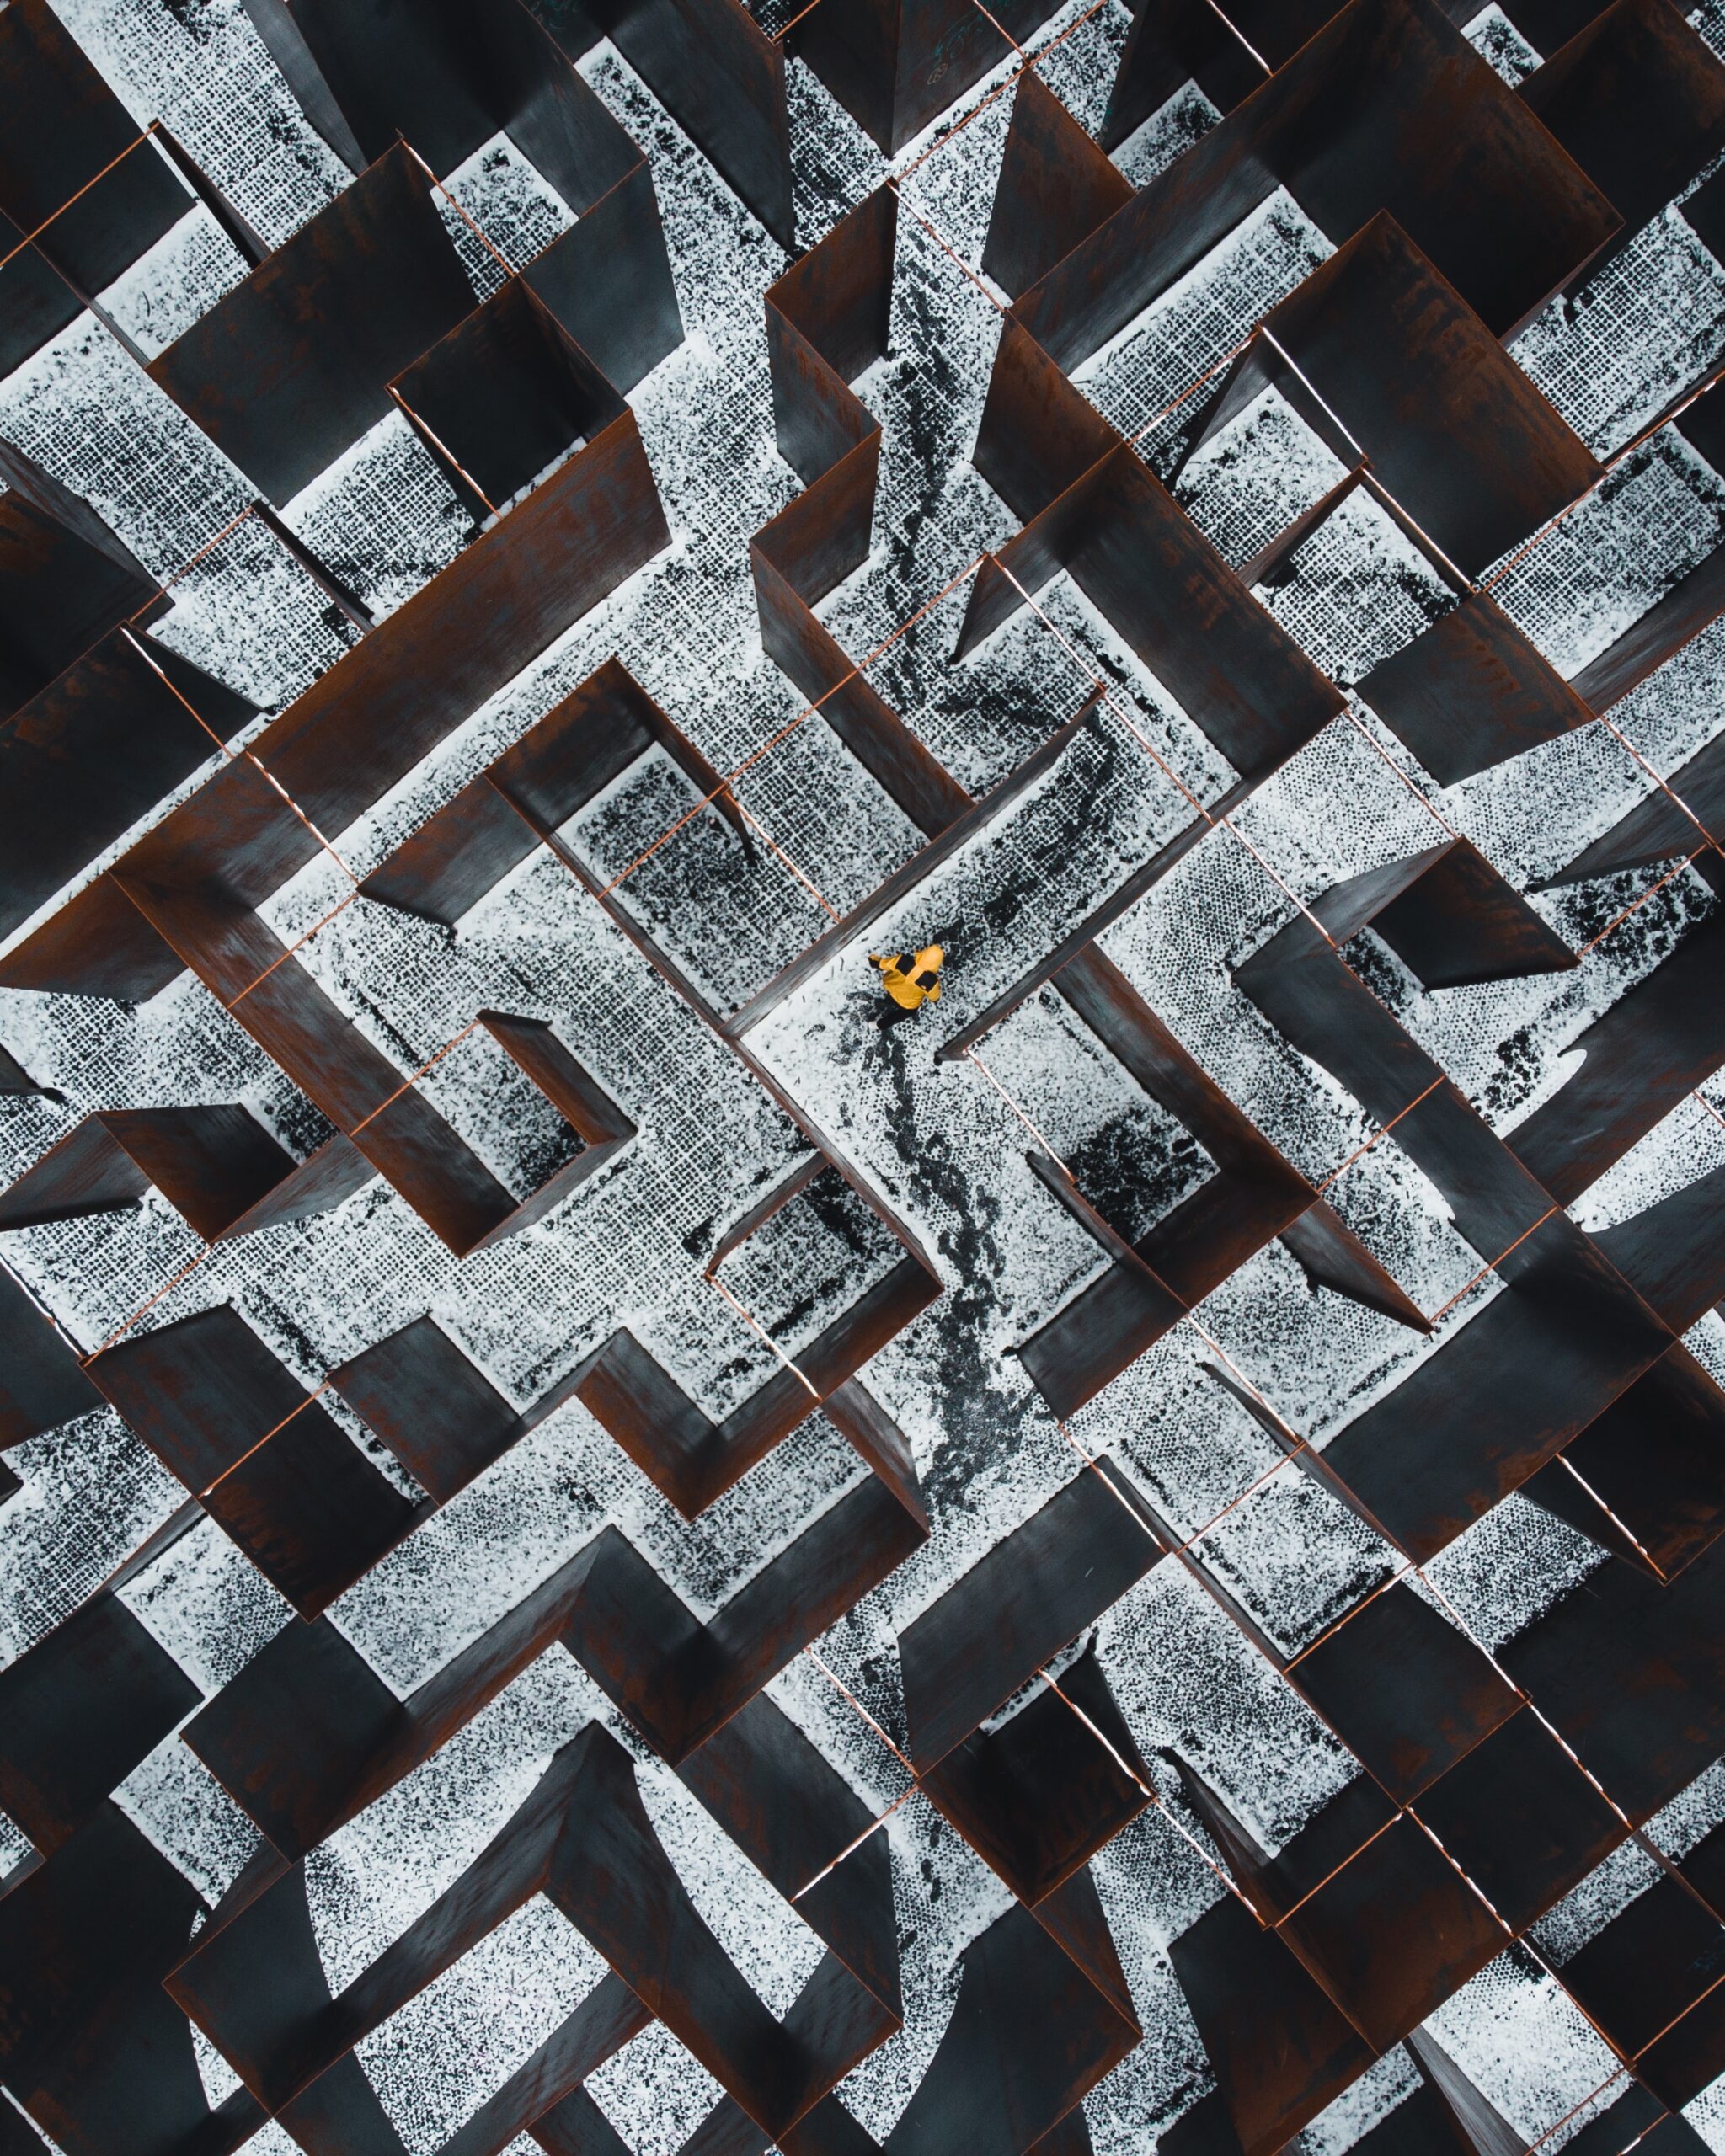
<box><xmin>147</xmin><ymin>141</ymin><xmax>475</xmax><ymax>507</ymax></box>
<box><xmin>1520</xmin><ymin>0</ymin><xmax>1725</xmax><ymax>243</ymax></box>
<box><xmin>88</xmin><ymin>1305</ymin><xmax>312</xmax><ymax>1493</ymax></box>
<box><xmin>0</xmin><ymin>478</ymin><xmax>159</xmax><ymax>723</ymax></box>
<box><xmin>1366</xmin><ymin>836</ymin><xmax>1578</xmax><ymax>990</ymax></box>
<box><xmin>0</xmin><ymin>1106</ymin><xmax>297</xmax><ymax>1241</ymax></box>
<box><xmin>1505</xmin><ymin>1518</ymin><xmax>1725</xmax><ymax>1821</ymax></box>
<box><xmin>1410</xmin><ymin>1707</ymin><xmax>1626</xmax><ymax>1932</ymax></box>
<box><xmin>1287</xmin><ymin>1579</ymin><xmax>1519</xmax><ymax>1801</ymax></box>
<box><xmin>585</xmin><ymin>0</ymin><xmax>793</xmax><ymax>247</ymax></box>
<box><xmin>1016</xmin><ymin>0</ymin><xmax>1620</xmax><ymax>368</ymax></box>
<box><xmin>1509</xmin><ymin>910</ymin><xmax>1725</xmax><ymax>1203</ymax></box>
<box><xmin>1261</xmin><ymin>216</ymin><xmax>1602</xmax><ymax>577</ymax></box>
<box><xmin>393</xmin><ymin>277</ymin><xmax>618</xmax><ymax>512</ymax></box>
<box><xmin>0</xmin><ymin>1596</ymin><xmax>200</xmax><ymax>1855</ymax></box>
<box><xmin>921</xmin><ymin>1674</ymin><xmax>1150</xmax><ymax>1907</ymax></box>
<box><xmin>1357</xmin><ymin>590</ymin><xmax>1595</xmax><ymax>786</ymax></box>
<box><xmin>0</xmin><ymin>1267</ymin><xmax>100</xmax><ymax>1448</ymax></box>
<box><xmin>1570</xmin><ymin>538</ymin><xmax>1725</xmax><ymax>712</ymax></box>
<box><xmin>1322</xmin><ymin>1219</ymin><xmax>1673</xmax><ymax>1561</ymax></box>
<box><xmin>519</xmin><ymin>154</ymin><xmax>685</xmax><ymax>394</ymax></box>
<box><xmin>0</xmin><ymin>0</ymin><xmax>190</xmax><ymax>291</ymax></box>
<box><xmin>1275</xmin><ymin>1813</ymin><xmax>1504</xmax><ymax>2051</ymax></box>
<box><xmin>254</xmin><ymin>407</ymin><xmax>670</xmax><ymax>837</ymax></box>
<box><xmin>1167</xmin><ymin>1886</ymin><xmax>1378</xmax><ymax>2156</ymax></box>
<box><xmin>1559</xmin><ymin>1343</ymin><xmax>1725</xmax><ymax>1579</ymax></box>
<box><xmin>331</xmin><ymin>1314</ymin><xmax>521</xmax><ymax>1504</ymax></box>
<box><xmin>1067</xmin><ymin>447</ymin><xmax>1347</xmax><ymax>777</ymax></box>
<box><xmin>883</xmin><ymin>1892</ymin><xmax>1138</xmax><ymax>2156</ymax></box>
<box><xmin>1594</xmin><ymin>1161</ymin><xmax>1725</xmax><ymax>1337</ymax></box>
<box><xmin>198</xmin><ymin>1395</ymin><xmax>422</xmax><ymax>1616</ymax></box>
<box><xmin>0</xmin><ymin>1807</ymin><xmax>211</xmax><ymax>2156</ymax></box>
<box><xmin>899</xmin><ymin>1463</ymin><xmax>1160</xmax><ymax>1771</ymax></box>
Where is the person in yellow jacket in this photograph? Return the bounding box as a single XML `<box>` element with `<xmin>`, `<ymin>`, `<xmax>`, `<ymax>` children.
<box><xmin>870</xmin><ymin>944</ymin><xmax>943</xmax><ymax>1011</ymax></box>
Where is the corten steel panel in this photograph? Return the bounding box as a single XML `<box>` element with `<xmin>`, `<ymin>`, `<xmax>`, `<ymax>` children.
<box><xmin>898</xmin><ymin>1464</ymin><xmax>1161</xmax><ymax>1771</ymax></box>
<box><xmin>1317</xmin><ymin>1217</ymin><xmax>1674</xmax><ymax>1561</ymax></box>
<box><xmin>1595</xmin><ymin>1159</ymin><xmax>1725</xmax><ymax>1337</ymax></box>
<box><xmin>253</xmin><ymin>407</ymin><xmax>670</xmax><ymax>838</ymax></box>
<box><xmin>1505</xmin><ymin>1534</ymin><xmax>1725</xmax><ymax>1822</ymax></box>
<box><xmin>88</xmin><ymin>1316</ymin><xmax>415</xmax><ymax>1612</ymax></box>
<box><xmin>0</xmin><ymin>1106</ymin><xmax>300</xmax><ymax>1241</ymax></box>
<box><xmin>0</xmin><ymin>216</ymin><xmax>83</xmax><ymax>381</ymax></box>
<box><xmin>1520</xmin><ymin>0</ymin><xmax>1725</xmax><ymax>243</ymax></box>
<box><xmin>0</xmin><ymin>1595</ymin><xmax>199</xmax><ymax>1854</ymax></box>
<box><xmin>279</xmin><ymin>0</ymin><xmax>566</xmax><ymax>173</ymax></box>
<box><xmin>681</xmin><ymin>1691</ymin><xmax>900</xmax><ymax>2000</ymax></box>
<box><xmin>1014</xmin><ymin>0</ymin><xmax>1621</xmax><ymax>373</ymax></box>
<box><xmin>1060</xmin><ymin>449</ymin><xmax>1348</xmax><ymax>776</ymax></box>
<box><xmin>920</xmin><ymin>1666</ymin><xmax>1151</xmax><ymax>1906</ymax></box>
<box><xmin>1168</xmin><ymin>1887</ymin><xmax>1378</xmax><ymax>2156</ymax></box>
<box><xmin>1357</xmin><ymin>590</ymin><xmax>1596</xmax><ymax>785</ymax></box>
<box><xmin>87</xmin><ymin>1315</ymin><xmax>421</xmax><ymax>1610</ymax></box>
<box><xmin>0</xmin><ymin>1807</ymin><xmax>211</xmax><ymax>2156</ymax></box>
<box><xmin>1410</xmin><ymin>1708</ymin><xmax>1626</xmax><ymax>1932</ymax></box>
<box><xmin>360</xmin><ymin>771</ymin><xmax>546</xmax><ymax>924</ymax></box>
<box><xmin>1275</xmin><ymin>1814</ymin><xmax>1506</xmax><ymax>2052</ymax></box>
<box><xmin>1015</xmin><ymin>1226</ymin><xmax>1188</xmax><ymax>1417</ymax></box>
<box><xmin>200</xmin><ymin>1398</ymin><xmax>424</xmax><ymax>1618</ymax></box>
<box><xmin>1109</xmin><ymin>0</ymin><xmax>1498</xmax><ymax>130</ymax></box>
<box><xmin>1549</xmin><ymin>1346</ymin><xmax>1725</xmax><ymax>1580</ymax></box>
<box><xmin>460</xmin><ymin>1982</ymin><xmax>649</xmax><ymax>2156</ymax></box>
<box><xmin>576</xmin><ymin>0</ymin><xmax>793</xmax><ymax>247</ymax></box>
<box><xmin>521</xmin><ymin>152</ymin><xmax>685</xmax><ymax>396</ymax></box>
<box><xmin>767</xmin><ymin>184</ymin><xmax>895</xmax><ymax>473</ymax></box>
<box><xmin>24</xmin><ymin>859</ymin><xmax>531</xmax><ymax>1261</ymax></box>
<box><xmin>365</xmin><ymin>654</ymin><xmax>749</xmax><ymax>926</ymax></box>
<box><xmin>753</xmin><ymin>185</ymin><xmax>975</xmax><ymax>841</ymax></box>
<box><xmin>0</xmin><ymin>632</ymin><xmax>256</xmax><ymax>940</ymax></box>
<box><xmin>87</xmin><ymin>1305</ymin><xmax>312</xmax><ymax>1493</ymax></box>
<box><xmin>961</xmin><ymin>445</ymin><xmax>1347</xmax><ymax>779</ymax></box>
<box><xmin>332</xmin><ymin>1313</ymin><xmax>521</xmax><ymax>1502</ymax></box>
<box><xmin>793</xmin><ymin>0</ymin><xmax>1023</xmax><ymax>160</ymax></box>
<box><xmin>0</xmin><ymin>0</ymin><xmax>190</xmax><ymax>293</ymax></box>
<box><xmin>1569</xmin><ymin>536</ymin><xmax>1725</xmax><ymax>712</ymax></box>
<box><xmin>1508</xmin><ymin>907</ymin><xmax>1725</xmax><ymax>1203</ymax></box>
<box><xmin>884</xmin><ymin>1886</ymin><xmax>1139</xmax><ymax>2156</ymax></box>
<box><xmin>0</xmin><ymin>1268</ymin><xmax>99</xmax><ymax>1447</ymax></box>
<box><xmin>563</xmin><ymin>1482</ymin><xmax>925</xmax><ymax>1763</ymax></box>
<box><xmin>753</xmin><ymin>536</ymin><xmax>974</xmax><ymax>837</ymax></box>
<box><xmin>982</xmin><ymin>73</ymin><xmax>1132</xmax><ymax>302</ymax></box>
<box><xmin>1551</xmin><ymin>725</ymin><xmax>1725</xmax><ymax>882</ymax></box>
<box><xmin>1679</xmin><ymin>371</ymin><xmax>1725</xmax><ymax>472</ymax></box>
<box><xmin>1641</xmin><ymin>1993</ymin><xmax>1725</xmax><ymax>2118</ymax></box>
<box><xmin>1286</xmin><ymin>1581</ymin><xmax>1521</xmax><ymax>1802</ymax></box>
<box><xmin>496</xmin><ymin>656</ymin><xmax>742</xmax><ymax>840</ymax></box>
<box><xmin>481</xmin><ymin>1014</ymin><xmax>633</xmax><ymax>1144</ymax></box>
<box><xmin>0</xmin><ymin>473</ymin><xmax>159</xmax><ymax>723</ymax></box>
<box><xmin>1359</xmin><ymin>837</ymin><xmax>1578</xmax><ymax>990</ymax></box>
<box><xmin>969</xmin><ymin>317</ymin><xmax>1123</xmax><ymax>527</ymax></box>
<box><xmin>393</xmin><ymin>276</ymin><xmax>601</xmax><ymax>510</ymax></box>
<box><xmin>147</xmin><ymin>141</ymin><xmax>477</xmax><ymax>506</ymax></box>
<box><xmin>573</xmin><ymin>1252</ymin><xmax>937</xmax><ymax>1516</ymax></box>
<box><xmin>1279</xmin><ymin>1199</ymin><xmax>1432</xmax><ymax>1330</ymax></box>
<box><xmin>257</xmin><ymin>0</ymin><xmax>686</xmax><ymax>386</ymax></box>
<box><xmin>1017</xmin><ymin>938</ymin><xmax>1423</xmax><ymax>1417</ymax></box>
<box><xmin>1562</xmin><ymin>1870</ymin><xmax>1725</xmax><ymax>2059</ymax></box>
<box><xmin>1256</xmin><ymin>216</ymin><xmax>1604</xmax><ymax>576</ymax></box>
<box><xmin>1101</xmin><ymin>0</ymin><xmax>1345</xmax><ymax>142</ymax></box>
